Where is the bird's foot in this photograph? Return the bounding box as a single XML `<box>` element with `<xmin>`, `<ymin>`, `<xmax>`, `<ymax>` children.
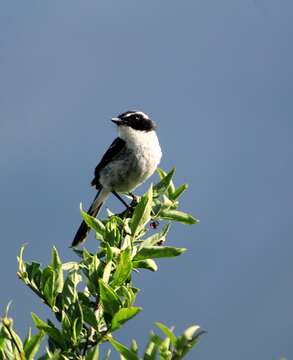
<box><xmin>128</xmin><ymin>192</ymin><xmax>139</xmax><ymax>206</ymax></box>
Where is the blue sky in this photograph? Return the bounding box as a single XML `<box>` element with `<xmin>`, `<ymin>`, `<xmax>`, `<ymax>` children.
<box><xmin>0</xmin><ymin>1</ymin><xmax>292</xmax><ymax>359</ymax></box>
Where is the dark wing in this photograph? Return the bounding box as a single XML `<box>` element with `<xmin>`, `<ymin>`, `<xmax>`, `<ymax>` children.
<box><xmin>91</xmin><ymin>137</ymin><xmax>126</xmax><ymax>188</ymax></box>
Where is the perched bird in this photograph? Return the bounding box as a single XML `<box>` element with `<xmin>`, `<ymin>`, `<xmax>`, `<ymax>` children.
<box><xmin>72</xmin><ymin>110</ymin><xmax>162</xmax><ymax>247</ymax></box>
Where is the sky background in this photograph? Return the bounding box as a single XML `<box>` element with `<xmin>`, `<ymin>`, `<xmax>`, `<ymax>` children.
<box><xmin>0</xmin><ymin>1</ymin><xmax>293</xmax><ymax>359</ymax></box>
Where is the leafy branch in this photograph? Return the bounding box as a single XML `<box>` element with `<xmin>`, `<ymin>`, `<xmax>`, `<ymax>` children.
<box><xmin>0</xmin><ymin>168</ymin><xmax>203</xmax><ymax>359</ymax></box>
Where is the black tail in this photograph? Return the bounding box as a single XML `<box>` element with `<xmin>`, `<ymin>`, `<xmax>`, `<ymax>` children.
<box><xmin>71</xmin><ymin>189</ymin><xmax>104</xmax><ymax>247</ymax></box>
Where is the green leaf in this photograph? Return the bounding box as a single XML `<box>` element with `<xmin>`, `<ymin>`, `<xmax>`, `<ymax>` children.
<box><xmin>61</xmin><ymin>262</ymin><xmax>79</xmax><ymax>271</ymax></box>
<box><xmin>26</xmin><ymin>262</ymin><xmax>42</xmax><ymax>289</ymax></box>
<box><xmin>183</xmin><ymin>325</ymin><xmax>201</xmax><ymax>340</ymax></box>
<box><xmin>131</xmin><ymin>340</ymin><xmax>139</xmax><ymax>355</ymax></box>
<box><xmin>80</xmin><ymin>204</ymin><xmax>105</xmax><ymax>239</ymax></box>
<box><xmin>71</xmin><ymin>302</ymin><xmax>83</xmax><ymax>342</ymax></box>
<box><xmin>85</xmin><ymin>344</ymin><xmax>99</xmax><ymax>360</ymax></box>
<box><xmin>41</xmin><ymin>267</ymin><xmax>56</xmax><ymax>307</ymax></box>
<box><xmin>111</xmin><ymin>307</ymin><xmax>142</xmax><ymax>331</ymax></box>
<box><xmin>50</xmin><ymin>247</ymin><xmax>62</xmax><ymax>269</ymax></box>
<box><xmin>61</xmin><ymin>311</ymin><xmax>71</xmax><ymax>334</ymax></box>
<box><xmin>17</xmin><ymin>244</ymin><xmax>27</xmax><ymax>274</ymax></box>
<box><xmin>82</xmin><ymin>306</ymin><xmax>99</xmax><ymax>330</ymax></box>
<box><xmin>108</xmin><ymin>337</ymin><xmax>139</xmax><ymax>360</ymax></box>
<box><xmin>150</xmin><ymin>333</ymin><xmax>164</xmax><ymax>347</ymax></box>
<box><xmin>143</xmin><ymin>335</ymin><xmax>158</xmax><ymax>360</ymax></box>
<box><xmin>1</xmin><ymin>320</ymin><xmax>24</xmax><ymax>357</ymax></box>
<box><xmin>102</xmin><ymin>260</ymin><xmax>112</xmax><ymax>284</ymax></box>
<box><xmin>99</xmin><ymin>280</ymin><xmax>120</xmax><ymax>316</ymax></box>
<box><xmin>159</xmin><ymin>336</ymin><xmax>172</xmax><ymax>359</ymax></box>
<box><xmin>23</xmin><ymin>327</ymin><xmax>32</xmax><ymax>348</ymax></box>
<box><xmin>78</xmin><ymin>292</ymin><xmax>91</xmax><ymax>307</ymax></box>
<box><xmin>31</xmin><ymin>313</ymin><xmax>65</xmax><ymax>349</ymax></box>
<box><xmin>24</xmin><ymin>331</ymin><xmax>45</xmax><ymax>360</ymax></box>
<box><xmin>111</xmin><ymin>249</ymin><xmax>132</xmax><ymax>287</ymax></box>
<box><xmin>38</xmin><ymin>351</ymin><xmax>64</xmax><ymax>360</ymax></box>
<box><xmin>174</xmin><ymin>325</ymin><xmax>204</xmax><ymax>359</ymax></box>
<box><xmin>133</xmin><ymin>259</ymin><xmax>158</xmax><ymax>272</ymax></box>
<box><xmin>82</xmin><ymin>248</ymin><xmax>94</xmax><ymax>262</ymax></box>
<box><xmin>156</xmin><ymin>168</ymin><xmax>166</xmax><ymax>180</ymax></box>
<box><xmin>154</xmin><ymin>168</ymin><xmax>175</xmax><ymax>196</ymax></box>
<box><xmin>141</xmin><ymin>224</ymin><xmax>171</xmax><ymax>247</ymax></box>
<box><xmin>169</xmin><ymin>184</ymin><xmax>188</xmax><ymax>201</ymax></box>
<box><xmin>50</xmin><ymin>247</ymin><xmax>64</xmax><ymax>294</ymax></box>
<box><xmin>104</xmin><ymin>218</ymin><xmax>122</xmax><ymax>246</ymax></box>
<box><xmin>117</xmin><ymin>286</ymin><xmax>139</xmax><ymax>308</ymax></box>
<box><xmin>130</xmin><ymin>185</ymin><xmax>153</xmax><ymax>236</ymax></box>
<box><xmin>156</xmin><ymin>322</ymin><xmax>176</xmax><ymax>345</ymax></box>
<box><xmin>134</xmin><ymin>246</ymin><xmax>186</xmax><ymax>261</ymax></box>
<box><xmin>61</xmin><ymin>269</ymin><xmax>82</xmax><ymax>307</ymax></box>
<box><xmin>82</xmin><ymin>251</ymin><xmax>102</xmax><ymax>295</ymax></box>
<box><xmin>105</xmin><ymin>243</ymin><xmax>113</xmax><ymax>263</ymax></box>
<box><xmin>157</xmin><ymin>168</ymin><xmax>176</xmax><ymax>197</ymax></box>
<box><xmin>158</xmin><ymin>209</ymin><xmax>199</xmax><ymax>225</ymax></box>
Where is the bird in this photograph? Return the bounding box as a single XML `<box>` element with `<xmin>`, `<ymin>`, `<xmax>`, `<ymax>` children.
<box><xmin>71</xmin><ymin>110</ymin><xmax>162</xmax><ymax>247</ymax></box>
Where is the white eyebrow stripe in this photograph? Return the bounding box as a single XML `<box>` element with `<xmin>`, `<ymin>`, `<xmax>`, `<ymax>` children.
<box><xmin>122</xmin><ymin>110</ymin><xmax>150</xmax><ymax>119</ymax></box>
<box><xmin>124</xmin><ymin>112</ymin><xmax>134</xmax><ymax>118</ymax></box>
<box><xmin>133</xmin><ymin>111</ymin><xmax>149</xmax><ymax>119</ymax></box>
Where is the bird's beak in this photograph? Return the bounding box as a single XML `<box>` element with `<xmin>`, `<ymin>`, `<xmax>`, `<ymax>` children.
<box><xmin>111</xmin><ymin>117</ymin><xmax>124</xmax><ymax>125</ymax></box>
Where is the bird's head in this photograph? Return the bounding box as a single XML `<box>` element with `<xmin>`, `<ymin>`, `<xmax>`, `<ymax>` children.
<box><xmin>111</xmin><ymin>110</ymin><xmax>156</xmax><ymax>132</ymax></box>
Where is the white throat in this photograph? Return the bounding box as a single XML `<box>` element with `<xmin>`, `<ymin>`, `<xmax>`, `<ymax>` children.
<box><xmin>118</xmin><ymin>126</ymin><xmax>157</xmax><ymax>147</ymax></box>
<box><xmin>118</xmin><ymin>125</ymin><xmax>162</xmax><ymax>169</ymax></box>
